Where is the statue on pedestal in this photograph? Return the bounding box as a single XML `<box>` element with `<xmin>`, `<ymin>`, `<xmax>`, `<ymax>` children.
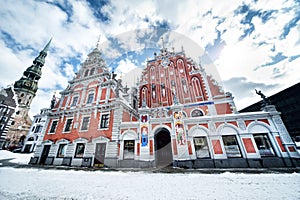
<box><xmin>255</xmin><ymin>89</ymin><xmax>271</xmax><ymax>106</ymax></box>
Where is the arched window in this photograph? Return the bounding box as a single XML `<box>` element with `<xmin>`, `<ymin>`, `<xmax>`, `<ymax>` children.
<box><xmin>177</xmin><ymin>59</ymin><xmax>184</xmax><ymax>70</ymax></box>
<box><xmin>150</xmin><ymin>66</ymin><xmax>155</xmax><ymax>80</ymax></box>
<box><xmin>141</xmin><ymin>87</ymin><xmax>148</xmax><ymax>106</ymax></box>
<box><xmin>84</xmin><ymin>69</ymin><xmax>89</xmax><ymax>77</ymax></box>
<box><xmin>191</xmin><ymin>109</ymin><xmax>204</xmax><ymax>117</ymax></box>
<box><xmin>191</xmin><ymin>77</ymin><xmax>202</xmax><ymax>97</ymax></box>
<box><xmin>89</xmin><ymin>68</ymin><xmax>95</xmax><ymax>76</ymax></box>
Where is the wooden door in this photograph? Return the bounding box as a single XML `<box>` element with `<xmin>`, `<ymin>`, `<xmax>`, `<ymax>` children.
<box><xmin>39</xmin><ymin>145</ymin><xmax>50</xmax><ymax>165</ymax></box>
<box><xmin>94</xmin><ymin>143</ymin><xmax>106</xmax><ymax>167</ymax></box>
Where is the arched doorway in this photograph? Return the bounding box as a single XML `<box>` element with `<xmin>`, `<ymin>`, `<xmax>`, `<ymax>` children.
<box><xmin>155</xmin><ymin>128</ymin><xmax>173</xmax><ymax>167</ymax></box>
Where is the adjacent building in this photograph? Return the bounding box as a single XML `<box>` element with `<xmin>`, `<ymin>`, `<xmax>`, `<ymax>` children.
<box><xmin>22</xmin><ymin>108</ymin><xmax>52</xmax><ymax>153</ymax></box>
<box><xmin>0</xmin><ymin>86</ymin><xmax>18</xmax><ymax>148</ymax></box>
<box><xmin>31</xmin><ymin>42</ymin><xmax>300</xmax><ymax>168</ymax></box>
<box><xmin>240</xmin><ymin>82</ymin><xmax>300</xmax><ymax>140</ymax></box>
<box><xmin>0</xmin><ymin>39</ymin><xmax>51</xmax><ymax>149</ymax></box>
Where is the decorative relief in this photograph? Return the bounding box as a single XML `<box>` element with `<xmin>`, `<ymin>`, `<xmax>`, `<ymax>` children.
<box><xmin>237</xmin><ymin>120</ymin><xmax>246</xmax><ymax>130</ymax></box>
<box><xmin>173</xmin><ymin>111</ymin><xmax>186</xmax><ymax>145</ymax></box>
<box><xmin>209</xmin><ymin>121</ymin><xmax>216</xmax><ymax>132</ymax></box>
<box><xmin>281</xmin><ymin>134</ymin><xmax>293</xmax><ymax>144</ymax></box>
<box><xmin>140</xmin><ymin>114</ymin><xmax>149</xmax><ymax>147</ymax></box>
<box><xmin>273</xmin><ymin>116</ymin><xmax>283</xmax><ymax>125</ymax></box>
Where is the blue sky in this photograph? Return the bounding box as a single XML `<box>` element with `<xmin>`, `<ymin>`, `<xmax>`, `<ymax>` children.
<box><xmin>0</xmin><ymin>0</ymin><xmax>299</xmax><ymax>118</ymax></box>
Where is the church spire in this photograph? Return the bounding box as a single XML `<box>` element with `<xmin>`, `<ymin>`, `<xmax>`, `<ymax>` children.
<box><xmin>42</xmin><ymin>37</ymin><xmax>52</xmax><ymax>53</ymax></box>
<box><xmin>14</xmin><ymin>38</ymin><xmax>52</xmax><ymax>96</ymax></box>
<box><xmin>33</xmin><ymin>38</ymin><xmax>52</xmax><ymax>66</ymax></box>
<box><xmin>96</xmin><ymin>35</ymin><xmax>101</xmax><ymax>50</ymax></box>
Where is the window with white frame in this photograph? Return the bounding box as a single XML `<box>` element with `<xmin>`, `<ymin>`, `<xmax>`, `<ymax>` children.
<box><xmin>86</xmin><ymin>93</ymin><xmax>94</xmax><ymax>104</ymax></box>
<box><xmin>84</xmin><ymin>69</ymin><xmax>89</xmax><ymax>77</ymax></box>
<box><xmin>89</xmin><ymin>68</ymin><xmax>95</xmax><ymax>76</ymax></box>
<box><xmin>34</xmin><ymin>125</ymin><xmax>43</xmax><ymax>133</ymax></box>
<box><xmin>222</xmin><ymin>135</ymin><xmax>242</xmax><ymax>158</ymax></box>
<box><xmin>64</xmin><ymin>118</ymin><xmax>73</xmax><ymax>132</ymax></box>
<box><xmin>49</xmin><ymin>120</ymin><xmax>58</xmax><ymax>133</ymax></box>
<box><xmin>80</xmin><ymin>116</ymin><xmax>90</xmax><ymax>131</ymax></box>
<box><xmin>253</xmin><ymin>133</ymin><xmax>275</xmax><ymax>157</ymax></box>
<box><xmin>71</xmin><ymin>96</ymin><xmax>79</xmax><ymax>107</ymax></box>
<box><xmin>57</xmin><ymin>144</ymin><xmax>67</xmax><ymax>158</ymax></box>
<box><xmin>74</xmin><ymin>143</ymin><xmax>85</xmax><ymax>158</ymax></box>
<box><xmin>0</xmin><ymin>116</ymin><xmax>7</xmax><ymax>123</ymax></box>
<box><xmin>193</xmin><ymin>137</ymin><xmax>210</xmax><ymax>158</ymax></box>
<box><xmin>123</xmin><ymin>140</ymin><xmax>135</xmax><ymax>159</ymax></box>
<box><xmin>100</xmin><ymin>113</ymin><xmax>109</xmax><ymax>129</ymax></box>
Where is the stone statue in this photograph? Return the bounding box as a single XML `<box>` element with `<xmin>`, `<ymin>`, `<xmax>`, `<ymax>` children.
<box><xmin>50</xmin><ymin>94</ymin><xmax>56</xmax><ymax>109</ymax></box>
<box><xmin>255</xmin><ymin>89</ymin><xmax>270</xmax><ymax>106</ymax></box>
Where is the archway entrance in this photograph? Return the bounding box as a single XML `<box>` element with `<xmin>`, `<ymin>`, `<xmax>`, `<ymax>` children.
<box><xmin>155</xmin><ymin>128</ymin><xmax>173</xmax><ymax>167</ymax></box>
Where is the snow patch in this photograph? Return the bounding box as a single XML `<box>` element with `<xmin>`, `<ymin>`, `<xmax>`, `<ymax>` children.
<box><xmin>0</xmin><ymin>150</ymin><xmax>32</xmax><ymax>164</ymax></box>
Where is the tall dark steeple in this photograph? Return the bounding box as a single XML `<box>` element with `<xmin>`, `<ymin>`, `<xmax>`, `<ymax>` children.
<box><xmin>5</xmin><ymin>39</ymin><xmax>52</xmax><ymax>148</ymax></box>
<box><xmin>14</xmin><ymin>38</ymin><xmax>52</xmax><ymax>97</ymax></box>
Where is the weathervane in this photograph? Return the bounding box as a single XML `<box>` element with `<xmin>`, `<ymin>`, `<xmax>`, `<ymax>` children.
<box><xmin>161</xmin><ymin>36</ymin><xmax>165</xmax><ymax>50</ymax></box>
<box><xmin>96</xmin><ymin>34</ymin><xmax>101</xmax><ymax>49</ymax></box>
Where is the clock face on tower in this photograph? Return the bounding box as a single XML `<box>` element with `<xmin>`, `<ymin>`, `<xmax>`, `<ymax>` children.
<box><xmin>161</xmin><ymin>57</ymin><xmax>169</xmax><ymax>68</ymax></box>
<box><xmin>24</xmin><ymin>81</ymin><xmax>31</xmax><ymax>87</ymax></box>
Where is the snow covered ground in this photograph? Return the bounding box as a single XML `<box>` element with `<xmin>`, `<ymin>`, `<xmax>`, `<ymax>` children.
<box><xmin>0</xmin><ymin>150</ymin><xmax>32</xmax><ymax>165</ymax></box>
<box><xmin>0</xmin><ymin>150</ymin><xmax>300</xmax><ymax>200</ymax></box>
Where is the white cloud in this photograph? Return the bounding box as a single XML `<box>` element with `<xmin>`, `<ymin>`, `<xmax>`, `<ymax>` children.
<box><xmin>116</xmin><ymin>58</ymin><xmax>139</xmax><ymax>79</ymax></box>
<box><xmin>122</xmin><ymin>67</ymin><xmax>143</xmax><ymax>89</ymax></box>
<box><xmin>0</xmin><ymin>0</ymin><xmax>299</xmax><ymax>118</ymax></box>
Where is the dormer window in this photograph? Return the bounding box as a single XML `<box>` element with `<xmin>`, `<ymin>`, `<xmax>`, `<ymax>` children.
<box><xmin>90</xmin><ymin>68</ymin><xmax>95</xmax><ymax>76</ymax></box>
<box><xmin>84</xmin><ymin>69</ymin><xmax>89</xmax><ymax>77</ymax></box>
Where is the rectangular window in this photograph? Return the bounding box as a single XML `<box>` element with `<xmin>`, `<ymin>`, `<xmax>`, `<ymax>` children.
<box><xmin>71</xmin><ymin>96</ymin><xmax>78</xmax><ymax>107</ymax></box>
<box><xmin>0</xmin><ymin>116</ymin><xmax>7</xmax><ymax>123</ymax></box>
<box><xmin>49</xmin><ymin>120</ymin><xmax>58</xmax><ymax>133</ymax></box>
<box><xmin>87</xmin><ymin>93</ymin><xmax>94</xmax><ymax>104</ymax></box>
<box><xmin>74</xmin><ymin>143</ymin><xmax>85</xmax><ymax>158</ymax></box>
<box><xmin>100</xmin><ymin>114</ymin><xmax>109</xmax><ymax>129</ymax></box>
<box><xmin>81</xmin><ymin>117</ymin><xmax>90</xmax><ymax>131</ymax></box>
<box><xmin>253</xmin><ymin>133</ymin><xmax>275</xmax><ymax>157</ymax></box>
<box><xmin>57</xmin><ymin>144</ymin><xmax>67</xmax><ymax>158</ymax></box>
<box><xmin>193</xmin><ymin>137</ymin><xmax>210</xmax><ymax>158</ymax></box>
<box><xmin>34</xmin><ymin>125</ymin><xmax>43</xmax><ymax>133</ymax></box>
<box><xmin>64</xmin><ymin>118</ymin><xmax>73</xmax><ymax>132</ymax></box>
<box><xmin>222</xmin><ymin>135</ymin><xmax>242</xmax><ymax>158</ymax></box>
<box><xmin>123</xmin><ymin>140</ymin><xmax>135</xmax><ymax>159</ymax></box>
